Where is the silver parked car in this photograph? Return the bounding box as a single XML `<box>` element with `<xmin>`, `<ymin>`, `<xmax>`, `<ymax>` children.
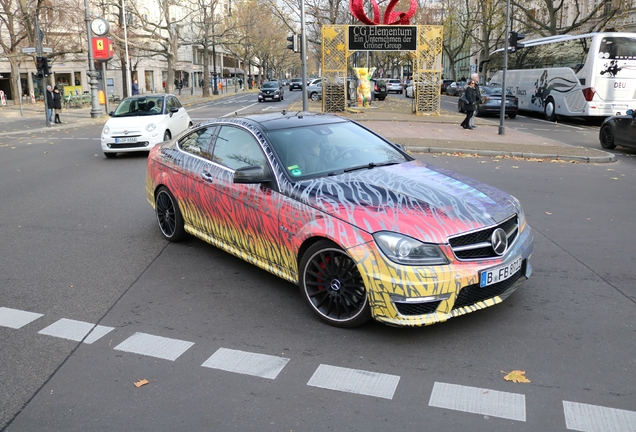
<box><xmin>306</xmin><ymin>81</ymin><xmax>322</xmax><ymax>101</ymax></box>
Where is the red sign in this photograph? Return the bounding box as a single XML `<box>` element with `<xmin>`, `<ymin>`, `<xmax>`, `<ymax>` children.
<box><xmin>92</xmin><ymin>37</ymin><xmax>113</xmax><ymax>60</ymax></box>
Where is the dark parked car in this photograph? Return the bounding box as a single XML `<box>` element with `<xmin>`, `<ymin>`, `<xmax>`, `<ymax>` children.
<box><xmin>599</xmin><ymin>109</ymin><xmax>636</xmax><ymax>150</ymax></box>
<box><xmin>370</xmin><ymin>79</ymin><xmax>387</xmax><ymax>101</ymax></box>
<box><xmin>146</xmin><ymin>111</ymin><xmax>533</xmax><ymax>328</ymax></box>
<box><xmin>440</xmin><ymin>79</ymin><xmax>454</xmax><ymax>94</ymax></box>
<box><xmin>258</xmin><ymin>81</ymin><xmax>284</xmax><ymax>102</ymax></box>
<box><xmin>458</xmin><ymin>85</ymin><xmax>518</xmax><ymax>119</ymax></box>
<box><xmin>289</xmin><ymin>78</ymin><xmax>303</xmax><ymax>91</ymax></box>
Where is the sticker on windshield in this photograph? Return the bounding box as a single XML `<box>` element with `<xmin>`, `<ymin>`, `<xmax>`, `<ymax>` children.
<box><xmin>287</xmin><ymin>165</ymin><xmax>302</xmax><ymax>176</ymax></box>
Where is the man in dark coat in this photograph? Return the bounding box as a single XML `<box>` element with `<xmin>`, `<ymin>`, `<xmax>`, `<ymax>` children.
<box><xmin>469</xmin><ymin>73</ymin><xmax>481</xmax><ymax>129</ymax></box>
<box><xmin>460</xmin><ymin>81</ymin><xmax>477</xmax><ymax>130</ymax></box>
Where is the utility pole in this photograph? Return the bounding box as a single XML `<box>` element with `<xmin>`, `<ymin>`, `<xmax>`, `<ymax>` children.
<box><xmin>300</xmin><ymin>0</ymin><xmax>308</xmax><ymax>111</ymax></box>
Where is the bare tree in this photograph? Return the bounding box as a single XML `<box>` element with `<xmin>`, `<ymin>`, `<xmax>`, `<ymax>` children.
<box><xmin>511</xmin><ymin>0</ymin><xmax>620</xmax><ymax>37</ymax></box>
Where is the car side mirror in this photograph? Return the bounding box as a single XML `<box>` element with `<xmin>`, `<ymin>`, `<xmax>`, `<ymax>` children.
<box><xmin>627</xmin><ymin>109</ymin><xmax>634</xmax><ymax>116</ymax></box>
<box><xmin>233</xmin><ymin>165</ymin><xmax>272</xmax><ymax>184</ymax></box>
<box><xmin>108</xmin><ymin>111</ymin><xmax>114</xmax><ymax>116</ymax></box>
<box><xmin>169</xmin><ymin>107</ymin><xmax>178</xmax><ymax>117</ymax></box>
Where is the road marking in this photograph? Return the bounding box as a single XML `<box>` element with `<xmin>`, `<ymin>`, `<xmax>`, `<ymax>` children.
<box><xmin>563</xmin><ymin>401</ymin><xmax>636</xmax><ymax>431</ymax></box>
<box><xmin>38</xmin><ymin>318</ymin><xmax>114</xmax><ymax>344</ymax></box>
<box><xmin>428</xmin><ymin>382</ymin><xmax>526</xmax><ymax>422</ymax></box>
<box><xmin>222</xmin><ymin>103</ymin><xmax>258</xmax><ymax>117</ymax></box>
<box><xmin>201</xmin><ymin>347</ymin><xmax>289</xmax><ymax>379</ymax></box>
<box><xmin>0</xmin><ymin>307</ymin><xmax>43</xmax><ymax>329</ymax></box>
<box><xmin>307</xmin><ymin>364</ymin><xmax>400</xmax><ymax>400</ymax></box>
<box><xmin>114</xmin><ymin>332</ymin><xmax>194</xmax><ymax>361</ymax></box>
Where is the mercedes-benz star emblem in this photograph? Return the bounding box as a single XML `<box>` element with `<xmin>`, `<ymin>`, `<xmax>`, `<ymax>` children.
<box><xmin>330</xmin><ymin>279</ymin><xmax>341</xmax><ymax>291</ymax></box>
<box><xmin>491</xmin><ymin>228</ymin><xmax>508</xmax><ymax>256</ymax></box>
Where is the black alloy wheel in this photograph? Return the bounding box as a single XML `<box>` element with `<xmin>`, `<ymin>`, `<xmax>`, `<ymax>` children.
<box><xmin>299</xmin><ymin>241</ymin><xmax>371</xmax><ymax>328</ymax></box>
<box><xmin>600</xmin><ymin>126</ymin><xmax>617</xmax><ymax>149</ymax></box>
<box><xmin>155</xmin><ymin>186</ymin><xmax>186</xmax><ymax>242</ymax></box>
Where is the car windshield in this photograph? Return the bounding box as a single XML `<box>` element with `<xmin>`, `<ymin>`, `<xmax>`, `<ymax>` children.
<box><xmin>262</xmin><ymin>82</ymin><xmax>278</xmax><ymax>89</ymax></box>
<box><xmin>265</xmin><ymin>121</ymin><xmax>410</xmax><ymax>180</ymax></box>
<box><xmin>113</xmin><ymin>96</ymin><xmax>165</xmax><ymax>117</ymax></box>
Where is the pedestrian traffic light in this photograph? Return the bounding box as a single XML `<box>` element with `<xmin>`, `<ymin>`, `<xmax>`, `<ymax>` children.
<box><xmin>509</xmin><ymin>31</ymin><xmax>525</xmax><ymax>51</ymax></box>
<box><xmin>286</xmin><ymin>33</ymin><xmax>299</xmax><ymax>53</ymax></box>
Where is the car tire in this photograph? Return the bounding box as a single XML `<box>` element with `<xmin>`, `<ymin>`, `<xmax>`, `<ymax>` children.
<box><xmin>104</xmin><ymin>152</ymin><xmax>117</xmax><ymax>158</ymax></box>
<box><xmin>310</xmin><ymin>92</ymin><xmax>320</xmax><ymax>101</ymax></box>
<box><xmin>600</xmin><ymin>125</ymin><xmax>617</xmax><ymax>149</ymax></box>
<box><xmin>163</xmin><ymin>130</ymin><xmax>171</xmax><ymax>141</ymax></box>
<box><xmin>155</xmin><ymin>186</ymin><xmax>186</xmax><ymax>242</ymax></box>
<box><xmin>544</xmin><ymin>97</ymin><xmax>557</xmax><ymax>122</ymax></box>
<box><xmin>299</xmin><ymin>240</ymin><xmax>371</xmax><ymax>328</ymax></box>
<box><xmin>508</xmin><ymin>113</ymin><xmax>517</xmax><ymax>119</ymax></box>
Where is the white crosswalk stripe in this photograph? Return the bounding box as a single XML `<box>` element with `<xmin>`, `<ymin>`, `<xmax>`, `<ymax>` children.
<box><xmin>201</xmin><ymin>347</ymin><xmax>289</xmax><ymax>379</ymax></box>
<box><xmin>428</xmin><ymin>381</ymin><xmax>526</xmax><ymax>422</ymax></box>
<box><xmin>563</xmin><ymin>401</ymin><xmax>636</xmax><ymax>432</ymax></box>
<box><xmin>38</xmin><ymin>318</ymin><xmax>114</xmax><ymax>344</ymax></box>
<box><xmin>0</xmin><ymin>307</ymin><xmax>43</xmax><ymax>329</ymax></box>
<box><xmin>3</xmin><ymin>305</ymin><xmax>633</xmax><ymax>426</ymax></box>
<box><xmin>307</xmin><ymin>364</ymin><xmax>400</xmax><ymax>400</ymax></box>
<box><xmin>113</xmin><ymin>332</ymin><xmax>194</xmax><ymax>361</ymax></box>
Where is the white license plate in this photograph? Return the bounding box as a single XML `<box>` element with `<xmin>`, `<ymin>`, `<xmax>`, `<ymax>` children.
<box><xmin>480</xmin><ymin>256</ymin><xmax>522</xmax><ymax>287</ymax></box>
<box><xmin>115</xmin><ymin>137</ymin><xmax>138</xmax><ymax>143</ymax></box>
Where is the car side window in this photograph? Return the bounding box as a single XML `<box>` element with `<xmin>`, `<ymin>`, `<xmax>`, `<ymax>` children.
<box><xmin>171</xmin><ymin>97</ymin><xmax>183</xmax><ymax>108</ymax></box>
<box><xmin>179</xmin><ymin>126</ymin><xmax>216</xmax><ymax>159</ymax></box>
<box><xmin>165</xmin><ymin>97</ymin><xmax>176</xmax><ymax>111</ymax></box>
<box><xmin>212</xmin><ymin>126</ymin><xmax>267</xmax><ymax>170</ymax></box>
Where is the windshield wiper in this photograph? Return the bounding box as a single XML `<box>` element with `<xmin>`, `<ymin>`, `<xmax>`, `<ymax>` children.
<box><xmin>344</xmin><ymin>161</ymin><xmax>399</xmax><ymax>173</ymax></box>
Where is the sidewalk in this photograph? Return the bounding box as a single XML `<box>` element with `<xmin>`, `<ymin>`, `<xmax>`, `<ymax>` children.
<box><xmin>0</xmin><ymin>87</ymin><xmax>615</xmax><ymax>163</ymax></box>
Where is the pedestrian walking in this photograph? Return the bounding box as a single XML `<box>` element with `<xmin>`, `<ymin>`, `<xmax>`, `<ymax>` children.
<box><xmin>45</xmin><ymin>85</ymin><xmax>54</xmax><ymax>124</ymax></box>
<box><xmin>460</xmin><ymin>80</ymin><xmax>477</xmax><ymax>130</ymax></box>
<box><xmin>132</xmin><ymin>79</ymin><xmax>139</xmax><ymax>95</ymax></box>
<box><xmin>469</xmin><ymin>73</ymin><xmax>481</xmax><ymax>129</ymax></box>
<box><xmin>52</xmin><ymin>85</ymin><xmax>63</xmax><ymax>124</ymax></box>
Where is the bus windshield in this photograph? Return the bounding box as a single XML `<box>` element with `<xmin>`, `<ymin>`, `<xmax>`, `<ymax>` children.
<box><xmin>598</xmin><ymin>36</ymin><xmax>636</xmax><ymax>60</ymax></box>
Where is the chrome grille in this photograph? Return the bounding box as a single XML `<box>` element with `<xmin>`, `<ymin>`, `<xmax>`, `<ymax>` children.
<box><xmin>448</xmin><ymin>215</ymin><xmax>519</xmax><ymax>260</ymax></box>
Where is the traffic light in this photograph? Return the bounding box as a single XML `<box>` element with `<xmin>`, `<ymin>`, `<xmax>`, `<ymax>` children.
<box><xmin>286</xmin><ymin>33</ymin><xmax>299</xmax><ymax>53</ymax></box>
<box><xmin>509</xmin><ymin>31</ymin><xmax>525</xmax><ymax>51</ymax></box>
<box><xmin>43</xmin><ymin>57</ymin><xmax>52</xmax><ymax>76</ymax></box>
<box><xmin>35</xmin><ymin>57</ymin><xmax>46</xmax><ymax>73</ymax></box>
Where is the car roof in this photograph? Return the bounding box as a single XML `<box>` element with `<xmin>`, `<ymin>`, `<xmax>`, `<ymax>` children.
<box><xmin>123</xmin><ymin>94</ymin><xmax>170</xmax><ymax>100</ymax></box>
<box><xmin>198</xmin><ymin>111</ymin><xmax>349</xmax><ymax>132</ymax></box>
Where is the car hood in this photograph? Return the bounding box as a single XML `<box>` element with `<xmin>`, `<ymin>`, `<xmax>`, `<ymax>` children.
<box><xmin>105</xmin><ymin>113</ymin><xmax>169</xmax><ymax>128</ymax></box>
<box><xmin>292</xmin><ymin>160</ymin><xmax>518</xmax><ymax>243</ymax></box>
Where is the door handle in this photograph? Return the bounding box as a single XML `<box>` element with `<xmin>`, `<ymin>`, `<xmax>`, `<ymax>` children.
<box><xmin>201</xmin><ymin>171</ymin><xmax>214</xmax><ymax>182</ymax></box>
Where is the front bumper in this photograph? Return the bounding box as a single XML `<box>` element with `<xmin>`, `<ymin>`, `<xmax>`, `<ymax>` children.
<box><xmin>348</xmin><ymin>225</ymin><xmax>533</xmax><ymax>327</ymax></box>
<box><xmin>101</xmin><ymin>133</ymin><xmax>163</xmax><ymax>153</ymax></box>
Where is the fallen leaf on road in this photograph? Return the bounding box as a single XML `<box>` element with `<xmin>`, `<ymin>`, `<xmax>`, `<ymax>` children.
<box><xmin>502</xmin><ymin>370</ymin><xmax>531</xmax><ymax>383</ymax></box>
<box><xmin>546</xmin><ymin>212</ymin><xmax>552</xmax><ymax>215</ymax></box>
<box><xmin>134</xmin><ymin>379</ymin><xmax>149</xmax><ymax>388</ymax></box>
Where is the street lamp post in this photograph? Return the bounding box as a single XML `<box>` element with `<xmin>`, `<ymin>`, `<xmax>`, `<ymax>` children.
<box><xmin>122</xmin><ymin>0</ymin><xmax>132</xmax><ymax>97</ymax></box>
<box><xmin>84</xmin><ymin>0</ymin><xmax>102</xmax><ymax>118</ymax></box>
<box><xmin>212</xmin><ymin>38</ymin><xmax>218</xmax><ymax>95</ymax></box>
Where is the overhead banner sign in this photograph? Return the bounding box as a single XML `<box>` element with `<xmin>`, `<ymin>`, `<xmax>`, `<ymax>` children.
<box><xmin>348</xmin><ymin>26</ymin><xmax>417</xmax><ymax>51</ymax></box>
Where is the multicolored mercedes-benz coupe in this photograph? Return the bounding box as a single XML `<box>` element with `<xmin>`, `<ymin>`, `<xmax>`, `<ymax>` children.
<box><xmin>146</xmin><ymin>112</ymin><xmax>533</xmax><ymax>327</ymax></box>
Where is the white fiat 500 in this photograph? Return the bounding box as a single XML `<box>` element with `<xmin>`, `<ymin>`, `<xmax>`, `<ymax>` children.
<box><xmin>101</xmin><ymin>94</ymin><xmax>192</xmax><ymax>158</ymax></box>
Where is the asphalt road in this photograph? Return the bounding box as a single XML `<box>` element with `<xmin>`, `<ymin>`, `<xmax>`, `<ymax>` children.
<box><xmin>0</xmin><ymin>113</ymin><xmax>635</xmax><ymax>431</ymax></box>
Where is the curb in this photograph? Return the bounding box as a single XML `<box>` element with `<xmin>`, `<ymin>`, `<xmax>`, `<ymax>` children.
<box><xmin>405</xmin><ymin>145</ymin><xmax>617</xmax><ymax>163</ymax></box>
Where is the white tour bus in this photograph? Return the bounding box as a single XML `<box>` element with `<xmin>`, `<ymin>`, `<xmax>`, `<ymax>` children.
<box><xmin>485</xmin><ymin>32</ymin><xmax>636</xmax><ymax>121</ymax></box>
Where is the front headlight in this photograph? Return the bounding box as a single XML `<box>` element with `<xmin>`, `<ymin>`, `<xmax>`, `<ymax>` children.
<box><xmin>146</xmin><ymin>123</ymin><xmax>157</xmax><ymax>132</ymax></box>
<box><xmin>511</xmin><ymin>196</ymin><xmax>526</xmax><ymax>230</ymax></box>
<box><xmin>373</xmin><ymin>232</ymin><xmax>449</xmax><ymax>266</ymax></box>
<box><xmin>103</xmin><ymin>125</ymin><xmax>110</xmax><ymax>135</ymax></box>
